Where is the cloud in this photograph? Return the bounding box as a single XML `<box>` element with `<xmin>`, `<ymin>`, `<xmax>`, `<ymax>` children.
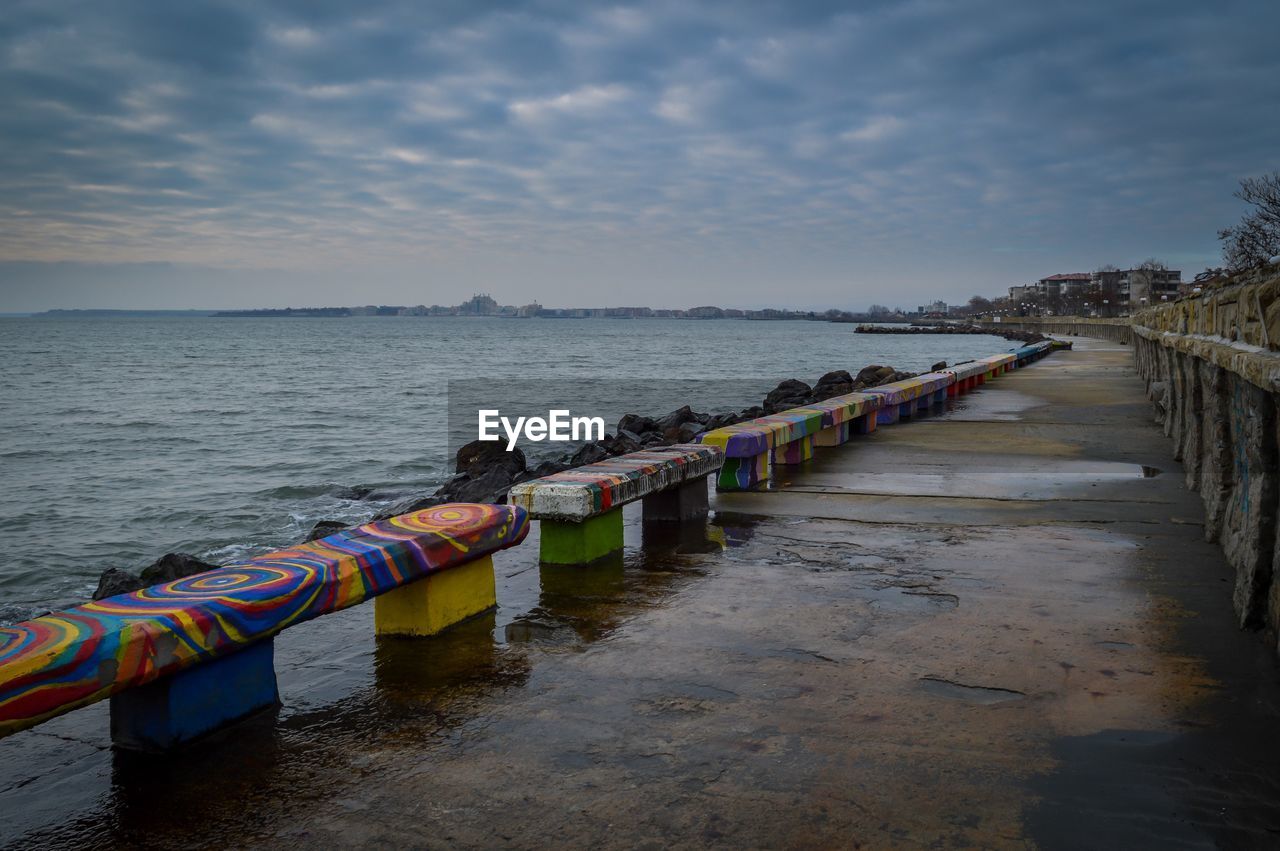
<box><xmin>0</xmin><ymin>0</ymin><xmax>1278</xmax><ymax>310</ymax></box>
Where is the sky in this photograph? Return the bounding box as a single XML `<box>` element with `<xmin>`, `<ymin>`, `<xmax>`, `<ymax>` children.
<box><xmin>1</xmin><ymin>0</ymin><xmax>1278</xmax><ymax>312</ymax></box>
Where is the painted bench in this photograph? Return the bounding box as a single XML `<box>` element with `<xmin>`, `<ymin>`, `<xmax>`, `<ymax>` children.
<box><xmin>1013</xmin><ymin>340</ymin><xmax>1053</xmax><ymax>366</ymax></box>
<box><xmin>509</xmin><ymin>444</ymin><xmax>724</xmax><ymax>564</ymax></box>
<box><xmin>0</xmin><ymin>504</ymin><xmax>528</xmax><ymax>751</ymax></box>
<box><xmin>862</xmin><ymin>371</ymin><xmax>955</xmax><ymax>425</ymax></box>
<box><xmin>699</xmin><ymin>392</ymin><xmax>882</xmax><ymax>490</ymax></box>
<box><xmin>940</xmin><ymin>360</ymin><xmax>991</xmax><ymax>396</ymax></box>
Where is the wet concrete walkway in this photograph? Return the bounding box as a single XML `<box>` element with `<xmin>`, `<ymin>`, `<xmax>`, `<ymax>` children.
<box><xmin>5</xmin><ymin>338</ymin><xmax>1280</xmax><ymax>849</ymax></box>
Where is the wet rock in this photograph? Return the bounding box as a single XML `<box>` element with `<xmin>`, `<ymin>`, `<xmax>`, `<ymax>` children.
<box><xmin>856</xmin><ymin>365</ymin><xmax>889</xmax><ymax>385</ymax></box>
<box><xmin>640</xmin><ymin>431</ymin><xmax>670</xmax><ymax>447</ymax></box>
<box><xmin>605</xmin><ymin>433</ymin><xmax>643</xmax><ymax>456</ymax></box>
<box><xmin>617</xmin><ymin>413</ymin><xmax>658</xmax><ymax>436</ymax></box>
<box><xmin>569</xmin><ymin>442</ymin><xmax>611</xmax><ymax>466</ymax></box>
<box><xmin>676</xmin><ymin>421</ymin><xmax>706</xmax><ymax>443</ymax></box>
<box><xmin>931</xmin><ymin>360</ymin><xmax>947</xmax><ymax>371</ymax></box>
<box><xmin>618</xmin><ymin>428</ymin><xmax>645</xmax><ymax>444</ymax></box>
<box><xmin>454</xmin><ymin>438</ymin><xmax>526</xmax><ymax>478</ymax></box>
<box><xmin>523</xmin><ymin>459</ymin><xmax>572</xmax><ymax>480</ymax></box>
<box><xmin>763</xmin><ymin>379</ymin><xmax>814</xmax><ymax>413</ymax></box>
<box><xmin>813</xmin><ymin>370</ymin><xmax>854</xmax><ymax>400</ymax></box>
<box><xmin>307</xmin><ymin>520</ymin><xmax>350</xmax><ymax>541</ymax></box>
<box><xmin>139</xmin><ymin>552</ymin><xmax>219</xmax><ymax>585</ymax></box>
<box><xmin>656</xmin><ymin>406</ymin><xmax>701</xmax><ymax>440</ymax></box>
<box><xmin>703</xmin><ymin>411</ymin><xmax>744</xmax><ymax>431</ymax></box>
<box><xmin>738</xmin><ymin>405</ymin><xmax>766</xmax><ymax>421</ymax></box>
<box><xmin>93</xmin><ymin>567</ymin><xmax>144</xmax><ymax>600</ymax></box>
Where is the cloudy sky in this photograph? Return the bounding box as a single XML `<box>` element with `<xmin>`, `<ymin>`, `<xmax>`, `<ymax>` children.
<box><xmin>1</xmin><ymin>0</ymin><xmax>1277</xmax><ymax>311</ymax></box>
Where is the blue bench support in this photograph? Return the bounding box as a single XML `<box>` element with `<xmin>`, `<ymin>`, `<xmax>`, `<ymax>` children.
<box><xmin>110</xmin><ymin>640</ymin><xmax>280</xmax><ymax>752</ymax></box>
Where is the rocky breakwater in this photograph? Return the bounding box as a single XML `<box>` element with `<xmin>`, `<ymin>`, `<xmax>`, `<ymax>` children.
<box><xmin>1132</xmin><ymin>263</ymin><xmax>1280</xmax><ymax>649</ymax></box>
<box><xmin>857</xmin><ymin>323</ymin><xmax>1049</xmax><ymax>344</ymax></box>
<box><xmin>87</xmin><ymin>363</ymin><xmax>925</xmax><ymax>599</ymax></box>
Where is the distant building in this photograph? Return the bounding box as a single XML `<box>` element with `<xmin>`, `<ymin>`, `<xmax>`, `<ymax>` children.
<box><xmin>917</xmin><ymin>300</ymin><xmax>949</xmax><ymax>316</ymax></box>
<box><xmin>686</xmin><ymin>305</ymin><xmax>725</xmax><ymax>319</ymax></box>
<box><xmin>458</xmin><ymin>293</ymin><xmax>499</xmax><ymax>315</ymax></box>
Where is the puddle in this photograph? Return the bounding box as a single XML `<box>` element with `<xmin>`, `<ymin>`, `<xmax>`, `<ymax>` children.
<box><xmin>918</xmin><ymin>676</ymin><xmax>1025</xmax><ymax>704</ymax></box>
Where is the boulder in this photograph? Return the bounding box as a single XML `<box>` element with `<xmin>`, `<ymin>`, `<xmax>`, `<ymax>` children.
<box><xmin>856</xmin><ymin>365</ymin><xmax>889</xmax><ymax>385</ymax></box>
<box><xmin>569</xmin><ymin>442</ymin><xmax>611</xmax><ymax>467</ymax></box>
<box><xmin>606</xmin><ymin>433</ymin><xmax>643</xmax><ymax>456</ymax></box>
<box><xmin>92</xmin><ymin>567</ymin><xmax>144</xmax><ymax>601</ymax></box>
<box><xmin>763</xmin><ymin>379</ymin><xmax>813</xmax><ymax>414</ymax></box>
<box><xmin>676</xmin><ymin>421</ymin><xmax>705</xmax><ymax>443</ymax></box>
<box><xmin>812</xmin><ymin>370</ymin><xmax>854</xmax><ymax>400</ymax></box>
<box><xmin>307</xmin><ymin>520</ymin><xmax>350</xmax><ymax>541</ymax></box>
<box><xmin>703</xmin><ymin>411</ymin><xmax>744</xmax><ymax>431</ymax></box>
<box><xmin>930</xmin><ymin>360</ymin><xmax>947</xmax><ymax>371</ymax></box>
<box><xmin>523</xmin><ymin>459</ymin><xmax>572</xmax><ymax>480</ymax></box>
<box><xmin>331</xmin><ymin>484</ymin><xmax>375</xmax><ymax>500</ymax></box>
<box><xmin>454</xmin><ymin>438</ymin><xmax>527</xmax><ymax>478</ymax></box>
<box><xmin>617</xmin><ymin>413</ymin><xmax>658</xmax><ymax>436</ymax></box>
<box><xmin>655</xmin><ymin>406</ymin><xmax>700</xmax><ymax>440</ymax></box>
<box><xmin>139</xmin><ymin>552</ymin><xmax>219</xmax><ymax>585</ymax></box>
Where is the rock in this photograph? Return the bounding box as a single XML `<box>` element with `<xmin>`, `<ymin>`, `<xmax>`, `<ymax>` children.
<box><xmin>524</xmin><ymin>459</ymin><xmax>572</xmax><ymax>480</ymax></box>
<box><xmin>813</xmin><ymin>370</ymin><xmax>854</xmax><ymax>400</ymax></box>
<box><xmin>454</xmin><ymin>438</ymin><xmax>527</xmax><ymax>478</ymax></box>
<box><xmin>763</xmin><ymin>379</ymin><xmax>813</xmax><ymax>414</ymax></box>
<box><xmin>676</xmin><ymin>421</ymin><xmax>705</xmax><ymax>443</ymax></box>
<box><xmin>738</xmin><ymin>405</ymin><xmax>765</xmax><ymax>421</ymax></box>
<box><xmin>606</xmin><ymin>434</ymin><xmax>643</xmax><ymax>456</ymax></box>
<box><xmin>307</xmin><ymin>520</ymin><xmax>349</xmax><ymax>542</ymax></box>
<box><xmin>703</xmin><ymin>411</ymin><xmax>743</xmax><ymax>431</ymax></box>
<box><xmin>617</xmin><ymin>413</ymin><xmax>658</xmax><ymax>436</ymax></box>
<box><xmin>856</xmin><ymin>365</ymin><xmax>889</xmax><ymax>385</ymax></box>
<box><xmin>873</xmin><ymin>366</ymin><xmax>896</xmax><ymax>381</ymax></box>
<box><xmin>640</xmin><ymin>431</ymin><xmax>670</xmax><ymax>447</ymax></box>
<box><xmin>569</xmin><ymin>442</ymin><xmax>610</xmax><ymax>467</ymax></box>
<box><xmin>93</xmin><ymin>567</ymin><xmax>144</xmax><ymax>600</ymax></box>
<box><xmin>439</xmin><ymin>466</ymin><xmax>517</xmax><ymax>504</ymax></box>
<box><xmin>656</xmin><ymin>406</ymin><xmax>699</xmax><ymax>440</ymax></box>
<box><xmin>139</xmin><ymin>552</ymin><xmax>219</xmax><ymax>585</ymax></box>
<box><xmin>931</xmin><ymin>361</ymin><xmax>947</xmax><ymax>371</ymax></box>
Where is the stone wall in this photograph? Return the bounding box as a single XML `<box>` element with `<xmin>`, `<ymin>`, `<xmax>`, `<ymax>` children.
<box><xmin>1131</xmin><ymin>266</ymin><xmax>1280</xmax><ymax>645</ymax></box>
<box><xmin>979</xmin><ymin>316</ymin><xmax>1133</xmax><ymax>343</ymax></box>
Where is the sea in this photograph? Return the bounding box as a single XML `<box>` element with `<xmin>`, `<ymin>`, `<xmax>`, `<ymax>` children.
<box><xmin>0</xmin><ymin>314</ymin><xmax>1014</xmax><ymax>622</ymax></box>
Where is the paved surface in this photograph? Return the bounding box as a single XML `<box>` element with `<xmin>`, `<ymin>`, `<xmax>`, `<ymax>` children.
<box><xmin>4</xmin><ymin>337</ymin><xmax>1280</xmax><ymax>849</ymax></box>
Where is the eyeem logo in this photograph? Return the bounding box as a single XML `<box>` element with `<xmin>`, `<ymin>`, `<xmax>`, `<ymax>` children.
<box><xmin>478</xmin><ymin>409</ymin><xmax>605</xmax><ymax>451</ymax></box>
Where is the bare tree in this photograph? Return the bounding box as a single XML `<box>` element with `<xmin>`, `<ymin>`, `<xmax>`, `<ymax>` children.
<box><xmin>1219</xmin><ymin>172</ymin><xmax>1280</xmax><ymax>273</ymax></box>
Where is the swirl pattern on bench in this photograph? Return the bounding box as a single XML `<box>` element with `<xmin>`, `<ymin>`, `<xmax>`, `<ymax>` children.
<box><xmin>0</xmin><ymin>503</ymin><xmax>528</xmax><ymax>736</ymax></box>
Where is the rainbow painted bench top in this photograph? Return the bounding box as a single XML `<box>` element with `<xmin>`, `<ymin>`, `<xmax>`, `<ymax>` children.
<box><xmin>0</xmin><ymin>504</ymin><xmax>528</xmax><ymax>745</ymax></box>
<box><xmin>941</xmin><ymin>360</ymin><xmax>991</xmax><ymax>381</ymax></box>
<box><xmin>509</xmin><ymin>443</ymin><xmax>723</xmax><ymax>522</ymax></box>
<box><xmin>860</xmin><ymin>371</ymin><xmax>954</xmax><ymax>407</ymax></box>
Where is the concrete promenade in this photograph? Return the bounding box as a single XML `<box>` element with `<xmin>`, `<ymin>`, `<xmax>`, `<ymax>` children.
<box><xmin>4</xmin><ymin>338</ymin><xmax>1280</xmax><ymax>848</ymax></box>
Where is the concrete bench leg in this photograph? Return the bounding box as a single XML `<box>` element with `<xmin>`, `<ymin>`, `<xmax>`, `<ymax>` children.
<box><xmin>643</xmin><ymin>476</ymin><xmax>710</xmax><ymax>523</ymax></box>
<box><xmin>916</xmin><ymin>394</ymin><xmax>931</xmax><ymax>413</ymax></box>
<box><xmin>814</xmin><ymin>422</ymin><xmax>849</xmax><ymax>447</ymax></box>
<box><xmin>537</xmin><ymin>509</ymin><xmax>623</xmax><ymax>564</ymax></box>
<box><xmin>375</xmin><ymin>555</ymin><xmax>497</xmax><ymax>636</ymax></box>
<box><xmin>854</xmin><ymin>412</ymin><xmax>877</xmax><ymax>434</ymax></box>
<box><xmin>717</xmin><ymin>453</ymin><xmax>767</xmax><ymax>490</ymax></box>
<box><xmin>933</xmin><ymin>389</ymin><xmax>947</xmax><ymax>405</ymax></box>
<box><xmin>772</xmin><ymin>433</ymin><xmax>814</xmax><ymax>465</ymax></box>
<box><xmin>898</xmin><ymin>401</ymin><xmax>915</xmax><ymax>420</ymax></box>
<box><xmin>110</xmin><ymin>639</ymin><xmax>279</xmax><ymax>752</ymax></box>
<box><xmin>877</xmin><ymin>405</ymin><xmax>900</xmax><ymax>425</ymax></box>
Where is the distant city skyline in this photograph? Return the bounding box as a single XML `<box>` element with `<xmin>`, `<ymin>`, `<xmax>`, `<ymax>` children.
<box><xmin>2</xmin><ymin>2</ymin><xmax>1278</xmax><ymax>312</ymax></box>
